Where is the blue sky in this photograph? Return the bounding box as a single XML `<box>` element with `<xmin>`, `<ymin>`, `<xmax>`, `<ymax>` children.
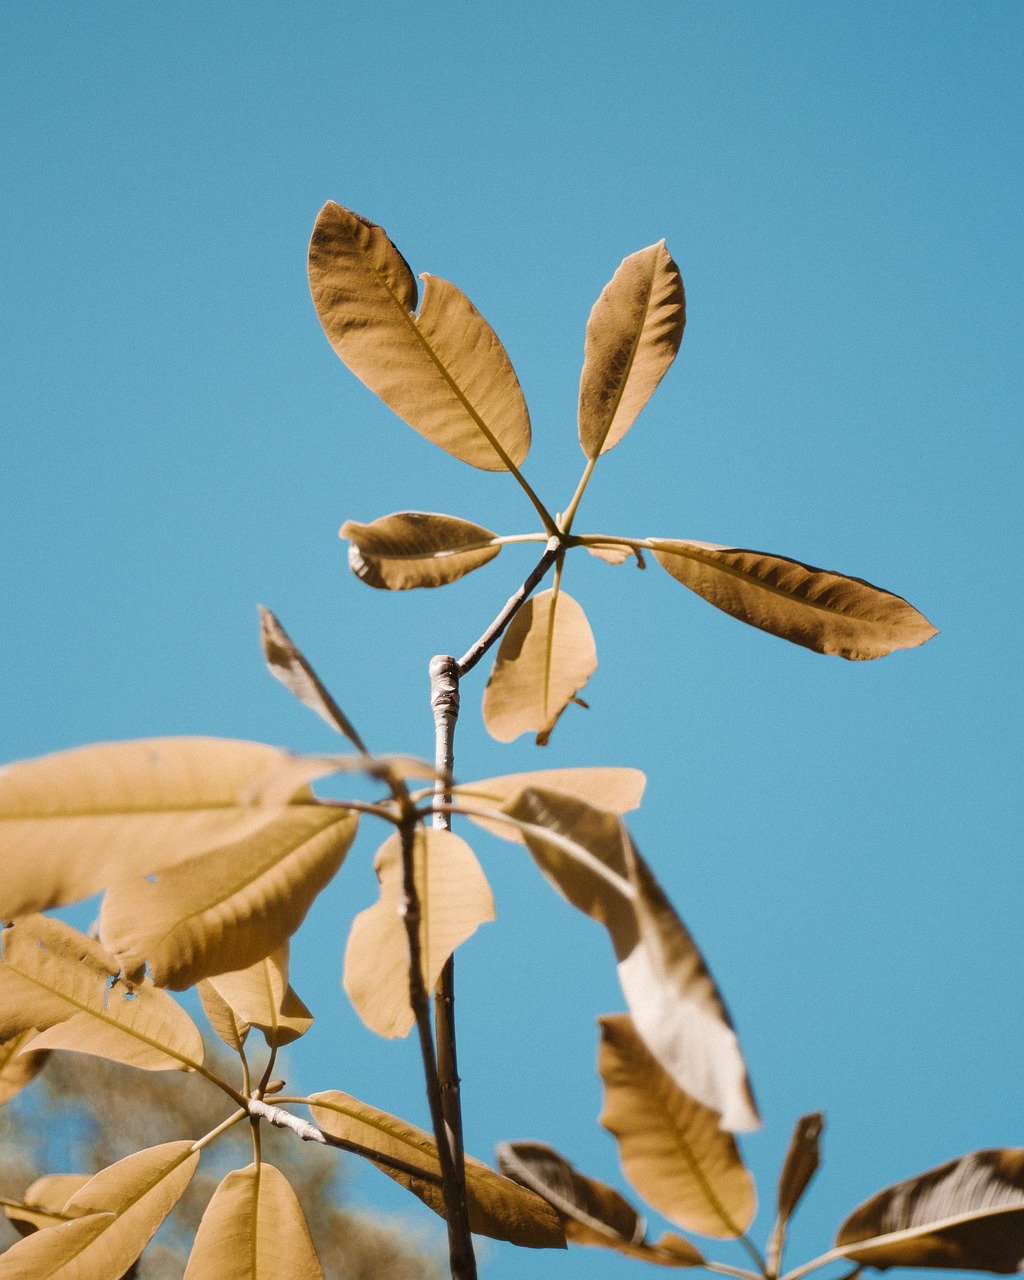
<box><xmin>2</xmin><ymin>3</ymin><xmax>1022</xmax><ymax>1278</ymax></box>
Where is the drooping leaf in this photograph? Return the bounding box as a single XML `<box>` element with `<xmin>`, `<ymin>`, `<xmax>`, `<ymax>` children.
<box><xmin>343</xmin><ymin>829</ymin><xmax>494</xmax><ymax>1038</ymax></box>
<box><xmin>341</xmin><ymin>511</ymin><xmax>501</xmax><ymax>589</ymax></box>
<box><xmin>0</xmin><ymin>737</ymin><xmax>345</xmax><ymax>919</ymax></box>
<box><xmin>205</xmin><ymin>944</ymin><xmax>312</xmax><ymax>1048</ymax></box>
<box><xmin>308</xmin><ymin>1091</ymin><xmax>565</xmax><ymax>1249</ymax></box>
<box><xmin>0</xmin><ymin>1030</ymin><xmax>48</xmax><ymax>1105</ymax></box>
<box><xmin>100</xmin><ymin>807</ymin><xmax>359</xmax><ymax>990</ymax></box>
<box><xmin>649</xmin><ymin>539</ymin><xmax>938</xmax><ymax>660</ymax></box>
<box><xmin>198</xmin><ymin>980</ymin><xmax>250</xmax><ymax>1052</ymax></box>
<box><xmin>0</xmin><ymin>1141</ymin><xmax>198</xmax><ymax>1279</ymax></box>
<box><xmin>183</xmin><ymin>1163</ymin><xmax>324</xmax><ymax>1280</ymax></box>
<box><xmin>0</xmin><ymin>916</ymin><xmax>204</xmax><ymax>1071</ymax></box>
<box><xmin>598</xmin><ymin>1015</ymin><xmax>756</xmax><ymax>1239</ymax></box>
<box><xmin>3</xmin><ymin>1175</ymin><xmax>91</xmax><ymax>1235</ymax></box>
<box><xmin>502</xmin><ymin>788</ymin><xmax>759</xmax><ymax>1132</ymax></box>
<box><xmin>833</xmin><ymin>1149</ymin><xmax>1024</xmax><ymax>1273</ymax></box>
<box><xmin>578</xmin><ymin>242</ymin><xmax>685</xmax><ymax>458</ymax></box>
<box><xmin>481</xmin><ymin>588</ymin><xmax>598</xmax><ymax>744</ymax></box>
<box><xmin>309</xmin><ymin>202</ymin><xmax>531</xmax><ymax>471</ymax></box>
<box><xmin>453</xmin><ymin>766</ymin><xmax>645</xmax><ymax>843</ymax></box>
<box><xmin>258</xmin><ymin>607</ymin><xmax>366</xmax><ymax>750</ymax></box>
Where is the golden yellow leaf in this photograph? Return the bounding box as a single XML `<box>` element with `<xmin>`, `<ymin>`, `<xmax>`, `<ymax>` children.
<box><xmin>3</xmin><ymin>1175</ymin><xmax>91</xmax><ymax>1235</ymax></box>
<box><xmin>650</xmin><ymin>539</ymin><xmax>938</xmax><ymax>659</ymax></box>
<box><xmin>343</xmin><ymin>830</ymin><xmax>494</xmax><ymax>1038</ymax></box>
<box><xmin>503</xmin><ymin>789</ymin><xmax>759</xmax><ymax>1131</ymax></box>
<box><xmin>578</xmin><ymin>242</ymin><xmax>685</xmax><ymax>458</ymax></box>
<box><xmin>0</xmin><ymin>1141</ymin><xmax>198</xmax><ymax>1278</ymax></box>
<box><xmin>587</xmin><ymin>543</ymin><xmax>633</xmax><ymax>565</ymax></box>
<box><xmin>0</xmin><ymin>1029</ymin><xmax>48</xmax><ymax>1105</ymax></box>
<box><xmin>598</xmin><ymin>1015</ymin><xmax>756</xmax><ymax>1239</ymax></box>
<box><xmin>833</xmin><ymin>1148</ymin><xmax>1024</xmax><ymax>1272</ymax></box>
<box><xmin>340</xmin><ymin>511</ymin><xmax>500</xmax><ymax>589</ymax></box>
<box><xmin>0</xmin><ymin>737</ymin><xmax>343</xmax><ymax>920</ymax></box>
<box><xmin>198</xmin><ymin>980</ymin><xmax>249</xmax><ymax>1052</ymax></box>
<box><xmin>481</xmin><ymin>588</ymin><xmax>597</xmax><ymax>744</ymax></box>
<box><xmin>205</xmin><ymin>944</ymin><xmax>312</xmax><ymax>1048</ymax></box>
<box><xmin>454</xmin><ymin>766</ymin><xmax>644</xmax><ymax>844</ymax></box>
<box><xmin>308</xmin><ymin>1091</ymin><xmax>565</xmax><ymax>1249</ymax></box>
<box><xmin>0</xmin><ymin>915</ymin><xmax>204</xmax><ymax>1071</ymax></box>
<box><xmin>183</xmin><ymin>1163</ymin><xmax>324</xmax><ymax>1280</ymax></box>
<box><xmin>100</xmin><ymin>807</ymin><xmax>358</xmax><ymax>990</ymax></box>
<box><xmin>309</xmin><ymin>202</ymin><xmax>531</xmax><ymax>471</ymax></box>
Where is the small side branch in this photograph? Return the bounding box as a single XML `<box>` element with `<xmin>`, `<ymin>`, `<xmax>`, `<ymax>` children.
<box><xmin>457</xmin><ymin>542</ymin><xmax>561</xmax><ymax>677</ymax></box>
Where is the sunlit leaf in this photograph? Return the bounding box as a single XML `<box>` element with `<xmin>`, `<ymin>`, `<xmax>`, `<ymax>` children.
<box><xmin>587</xmin><ymin>544</ymin><xmax>633</xmax><ymax>565</ymax></box>
<box><xmin>503</xmin><ymin>788</ymin><xmax>759</xmax><ymax>1131</ymax></box>
<box><xmin>0</xmin><ymin>1030</ymin><xmax>48</xmax><ymax>1105</ymax></box>
<box><xmin>578</xmin><ymin>242</ymin><xmax>685</xmax><ymax>458</ymax></box>
<box><xmin>205</xmin><ymin>944</ymin><xmax>312</xmax><ymax>1048</ymax></box>
<box><xmin>198</xmin><ymin>980</ymin><xmax>249</xmax><ymax>1052</ymax></box>
<box><xmin>309</xmin><ymin>202</ymin><xmax>531</xmax><ymax>471</ymax></box>
<box><xmin>0</xmin><ymin>737</ymin><xmax>344</xmax><ymax>919</ymax></box>
<box><xmin>344</xmin><ymin>829</ymin><xmax>494</xmax><ymax>1038</ymax></box>
<box><xmin>258</xmin><ymin>607</ymin><xmax>366</xmax><ymax>749</ymax></box>
<box><xmin>100</xmin><ymin>807</ymin><xmax>359</xmax><ymax>990</ymax></box>
<box><xmin>650</xmin><ymin>539</ymin><xmax>938</xmax><ymax>660</ymax></box>
<box><xmin>598</xmin><ymin>1015</ymin><xmax>756</xmax><ymax>1239</ymax></box>
<box><xmin>0</xmin><ymin>1141</ymin><xmax>198</xmax><ymax>1279</ymax></box>
<box><xmin>183</xmin><ymin>1162</ymin><xmax>324</xmax><ymax>1279</ymax></box>
<box><xmin>481</xmin><ymin>588</ymin><xmax>597</xmax><ymax>744</ymax></box>
<box><xmin>833</xmin><ymin>1148</ymin><xmax>1024</xmax><ymax>1272</ymax></box>
<box><xmin>308</xmin><ymin>1091</ymin><xmax>565</xmax><ymax>1249</ymax></box>
<box><xmin>453</xmin><ymin>766</ymin><xmax>645</xmax><ymax>843</ymax></box>
<box><xmin>0</xmin><ymin>916</ymin><xmax>204</xmax><ymax>1071</ymax></box>
<box><xmin>3</xmin><ymin>1175</ymin><xmax>91</xmax><ymax>1235</ymax></box>
<box><xmin>341</xmin><ymin>511</ymin><xmax>501</xmax><ymax>589</ymax></box>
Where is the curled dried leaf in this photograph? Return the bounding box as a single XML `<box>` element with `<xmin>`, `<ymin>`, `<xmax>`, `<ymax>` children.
<box><xmin>341</xmin><ymin>511</ymin><xmax>500</xmax><ymax>589</ymax></box>
<box><xmin>204</xmin><ymin>944</ymin><xmax>313</xmax><ymax>1048</ymax></box>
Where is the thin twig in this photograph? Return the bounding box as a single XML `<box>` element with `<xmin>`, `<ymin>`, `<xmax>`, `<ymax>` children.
<box><xmin>457</xmin><ymin>541</ymin><xmax>561</xmax><ymax>676</ymax></box>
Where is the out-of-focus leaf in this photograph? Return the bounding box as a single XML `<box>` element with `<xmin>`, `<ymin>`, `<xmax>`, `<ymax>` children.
<box><xmin>258</xmin><ymin>607</ymin><xmax>366</xmax><ymax>750</ymax></box>
<box><xmin>0</xmin><ymin>916</ymin><xmax>204</xmax><ymax>1072</ymax></box>
<box><xmin>778</xmin><ymin>1112</ymin><xmax>824</xmax><ymax>1225</ymax></box>
<box><xmin>481</xmin><ymin>589</ymin><xmax>597</xmax><ymax>744</ymax></box>
<box><xmin>341</xmin><ymin>511</ymin><xmax>501</xmax><ymax>590</ymax></box>
<box><xmin>587</xmin><ymin>544</ymin><xmax>633</xmax><ymax>565</ymax></box>
<box><xmin>0</xmin><ymin>1141</ymin><xmax>198</xmax><ymax>1279</ymax></box>
<box><xmin>453</xmin><ymin>766</ymin><xmax>645</xmax><ymax>843</ymax></box>
<box><xmin>832</xmin><ymin>1149</ymin><xmax>1024</xmax><ymax>1273</ymax></box>
<box><xmin>0</xmin><ymin>737</ymin><xmax>343</xmax><ymax>919</ymax></box>
<box><xmin>309</xmin><ymin>202</ymin><xmax>531</xmax><ymax>471</ymax></box>
<box><xmin>205</xmin><ymin>944</ymin><xmax>312</xmax><ymax>1048</ymax></box>
<box><xmin>183</xmin><ymin>1162</ymin><xmax>324</xmax><ymax>1280</ymax></box>
<box><xmin>3</xmin><ymin>1175</ymin><xmax>92</xmax><ymax>1235</ymax></box>
<box><xmin>344</xmin><ymin>830</ymin><xmax>494</xmax><ymax>1038</ymax></box>
<box><xmin>649</xmin><ymin>539</ymin><xmax>938</xmax><ymax>660</ymax></box>
<box><xmin>100</xmin><ymin>808</ymin><xmax>358</xmax><ymax>990</ymax></box>
<box><xmin>308</xmin><ymin>1091</ymin><xmax>565</xmax><ymax>1249</ymax></box>
<box><xmin>0</xmin><ymin>1030</ymin><xmax>48</xmax><ymax>1105</ymax></box>
<box><xmin>198</xmin><ymin>980</ymin><xmax>249</xmax><ymax>1052</ymax></box>
<box><xmin>502</xmin><ymin>789</ymin><xmax>759</xmax><ymax>1132</ymax></box>
<box><xmin>578</xmin><ymin>242</ymin><xmax>685</xmax><ymax>458</ymax></box>
<box><xmin>598</xmin><ymin>1015</ymin><xmax>756</xmax><ymax>1239</ymax></box>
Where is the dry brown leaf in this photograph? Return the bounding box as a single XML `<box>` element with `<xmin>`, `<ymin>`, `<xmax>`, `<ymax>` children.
<box><xmin>183</xmin><ymin>1163</ymin><xmax>324</xmax><ymax>1279</ymax></box>
<box><xmin>308</xmin><ymin>1091</ymin><xmax>565</xmax><ymax>1249</ymax></box>
<box><xmin>778</xmin><ymin>1112</ymin><xmax>824</xmax><ymax>1225</ymax></box>
<box><xmin>205</xmin><ymin>944</ymin><xmax>312</xmax><ymax>1048</ymax></box>
<box><xmin>650</xmin><ymin>539</ymin><xmax>938</xmax><ymax>659</ymax></box>
<box><xmin>0</xmin><ymin>1029</ymin><xmax>48</xmax><ymax>1106</ymax></box>
<box><xmin>341</xmin><ymin>511</ymin><xmax>501</xmax><ymax>589</ymax></box>
<box><xmin>502</xmin><ymin>788</ymin><xmax>759</xmax><ymax>1132</ymax></box>
<box><xmin>0</xmin><ymin>916</ymin><xmax>204</xmax><ymax>1072</ymax></box>
<box><xmin>453</xmin><ymin>766</ymin><xmax>645</xmax><ymax>843</ymax></box>
<box><xmin>599</xmin><ymin>1015</ymin><xmax>756</xmax><ymax>1239</ymax></box>
<box><xmin>833</xmin><ymin>1148</ymin><xmax>1024</xmax><ymax>1272</ymax></box>
<box><xmin>481</xmin><ymin>588</ymin><xmax>597</xmax><ymax>744</ymax></box>
<box><xmin>309</xmin><ymin>202</ymin><xmax>531</xmax><ymax>471</ymax></box>
<box><xmin>0</xmin><ymin>1141</ymin><xmax>198</xmax><ymax>1279</ymax></box>
<box><xmin>343</xmin><ymin>829</ymin><xmax>494</xmax><ymax>1038</ymax></box>
<box><xmin>0</xmin><ymin>737</ymin><xmax>343</xmax><ymax>920</ymax></box>
<box><xmin>579</xmin><ymin>242</ymin><xmax>685</xmax><ymax>458</ymax></box>
<box><xmin>100</xmin><ymin>807</ymin><xmax>358</xmax><ymax>990</ymax></box>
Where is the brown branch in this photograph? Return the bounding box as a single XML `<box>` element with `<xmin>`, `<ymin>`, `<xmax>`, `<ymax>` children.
<box><xmin>456</xmin><ymin>541</ymin><xmax>561</xmax><ymax>676</ymax></box>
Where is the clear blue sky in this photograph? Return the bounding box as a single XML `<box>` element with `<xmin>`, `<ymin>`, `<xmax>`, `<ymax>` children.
<box><xmin>2</xmin><ymin>4</ymin><xmax>1021</xmax><ymax>1278</ymax></box>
